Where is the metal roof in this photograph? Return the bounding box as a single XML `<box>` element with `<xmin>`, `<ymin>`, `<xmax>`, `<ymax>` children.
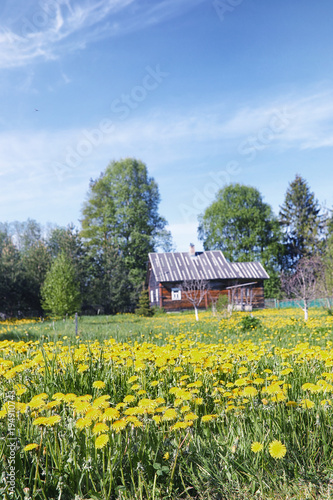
<box><xmin>148</xmin><ymin>251</ymin><xmax>269</xmax><ymax>282</ymax></box>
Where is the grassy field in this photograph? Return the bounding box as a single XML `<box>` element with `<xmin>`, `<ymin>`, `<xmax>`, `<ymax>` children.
<box><xmin>1</xmin><ymin>308</ymin><xmax>333</xmax><ymax>499</ymax></box>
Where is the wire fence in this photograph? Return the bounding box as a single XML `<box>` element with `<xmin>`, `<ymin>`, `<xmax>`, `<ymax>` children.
<box><xmin>264</xmin><ymin>298</ymin><xmax>333</xmax><ymax>309</ymax></box>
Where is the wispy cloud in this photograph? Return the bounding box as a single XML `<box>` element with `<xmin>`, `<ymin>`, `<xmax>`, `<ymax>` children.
<box><xmin>0</xmin><ymin>0</ymin><xmax>206</xmax><ymax>69</ymax></box>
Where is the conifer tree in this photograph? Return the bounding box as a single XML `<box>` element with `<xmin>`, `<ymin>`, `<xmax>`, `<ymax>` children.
<box><xmin>279</xmin><ymin>175</ymin><xmax>326</xmax><ymax>268</ymax></box>
<box><xmin>135</xmin><ymin>288</ymin><xmax>153</xmax><ymax>317</ymax></box>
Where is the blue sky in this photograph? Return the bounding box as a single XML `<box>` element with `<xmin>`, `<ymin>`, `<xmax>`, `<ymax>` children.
<box><xmin>1</xmin><ymin>0</ymin><xmax>333</xmax><ymax>251</ymax></box>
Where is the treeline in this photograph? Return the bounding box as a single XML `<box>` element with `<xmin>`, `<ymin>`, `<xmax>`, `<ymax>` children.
<box><xmin>0</xmin><ymin>159</ymin><xmax>172</xmax><ymax>317</ymax></box>
<box><xmin>1</xmin><ymin>160</ymin><xmax>332</xmax><ymax>317</ymax></box>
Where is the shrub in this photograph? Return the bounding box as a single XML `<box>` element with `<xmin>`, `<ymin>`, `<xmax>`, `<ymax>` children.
<box><xmin>240</xmin><ymin>314</ymin><xmax>262</xmax><ymax>331</ymax></box>
<box><xmin>135</xmin><ymin>289</ymin><xmax>154</xmax><ymax>317</ymax></box>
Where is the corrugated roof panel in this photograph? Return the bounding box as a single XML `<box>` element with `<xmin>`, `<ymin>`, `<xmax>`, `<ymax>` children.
<box><xmin>148</xmin><ymin>251</ymin><xmax>269</xmax><ymax>282</ymax></box>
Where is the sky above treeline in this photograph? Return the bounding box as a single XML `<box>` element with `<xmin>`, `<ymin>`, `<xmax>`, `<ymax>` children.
<box><xmin>1</xmin><ymin>0</ymin><xmax>333</xmax><ymax>251</ymax></box>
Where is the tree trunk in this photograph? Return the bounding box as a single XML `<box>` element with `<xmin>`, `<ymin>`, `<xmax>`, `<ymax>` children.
<box><xmin>303</xmin><ymin>303</ymin><xmax>308</xmax><ymax>321</ymax></box>
<box><xmin>194</xmin><ymin>306</ymin><xmax>199</xmax><ymax>321</ymax></box>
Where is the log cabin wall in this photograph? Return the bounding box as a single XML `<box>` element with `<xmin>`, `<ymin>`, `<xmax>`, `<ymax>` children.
<box><xmin>156</xmin><ymin>279</ymin><xmax>265</xmax><ymax>311</ymax></box>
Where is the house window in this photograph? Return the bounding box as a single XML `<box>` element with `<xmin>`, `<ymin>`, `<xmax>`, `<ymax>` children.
<box><xmin>150</xmin><ymin>290</ymin><xmax>154</xmax><ymax>303</ymax></box>
<box><xmin>155</xmin><ymin>288</ymin><xmax>159</xmax><ymax>302</ymax></box>
<box><xmin>171</xmin><ymin>288</ymin><xmax>181</xmax><ymax>300</ymax></box>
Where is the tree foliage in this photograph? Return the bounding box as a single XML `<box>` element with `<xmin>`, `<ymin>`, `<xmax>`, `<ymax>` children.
<box><xmin>279</xmin><ymin>175</ymin><xmax>326</xmax><ymax>268</ymax></box>
<box><xmin>198</xmin><ymin>183</ymin><xmax>282</xmax><ymax>262</ymax></box>
<box><xmin>135</xmin><ymin>288</ymin><xmax>153</xmax><ymax>317</ymax></box>
<box><xmin>198</xmin><ymin>184</ymin><xmax>283</xmax><ymax>297</ymax></box>
<box><xmin>81</xmin><ymin>158</ymin><xmax>172</xmax><ymax>284</ymax></box>
<box><xmin>41</xmin><ymin>252</ymin><xmax>81</xmax><ymax>317</ymax></box>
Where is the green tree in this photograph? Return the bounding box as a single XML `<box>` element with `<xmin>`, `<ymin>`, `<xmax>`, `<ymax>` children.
<box><xmin>80</xmin><ymin>158</ymin><xmax>172</xmax><ymax>286</ymax></box>
<box><xmin>135</xmin><ymin>288</ymin><xmax>153</xmax><ymax>317</ymax></box>
<box><xmin>47</xmin><ymin>224</ymin><xmax>89</xmax><ymax>301</ymax></box>
<box><xmin>21</xmin><ymin>241</ymin><xmax>51</xmax><ymax>313</ymax></box>
<box><xmin>41</xmin><ymin>252</ymin><xmax>81</xmax><ymax>317</ymax></box>
<box><xmin>198</xmin><ymin>184</ymin><xmax>283</xmax><ymax>296</ymax></box>
<box><xmin>0</xmin><ymin>233</ymin><xmax>24</xmax><ymax>314</ymax></box>
<box><xmin>279</xmin><ymin>175</ymin><xmax>326</xmax><ymax>268</ymax></box>
<box><xmin>85</xmin><ymin>244</ymin><xmax>133</xmax><ymax>314</ymax></box>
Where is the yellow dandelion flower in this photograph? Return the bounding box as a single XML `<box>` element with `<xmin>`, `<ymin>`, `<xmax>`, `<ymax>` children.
<box><xmin>171</xmin><ymin>421</ymin><xmax>188</xmax><ymax>430</ymax></box>
<box><xmin>152</xmin><ymin>415</ymin><xmax>162</xmax><ymax>424</ymax></box>
<box><xmin>242</xmin><ymin>386</ymin><xmax>258</xmax><ymax>397</ymax></box>
<box><xmin>112</xmin><ymin>419</ymin><xmax>127</xmax><ymax>432</ymax></box>
<box><xmin>253</xmin><ymin>378</ymin><xmax>265</xmax><ymax>385</ymax></box>
<box><xmin>46</xmin><ymin>401</ymin><xmax>61</xmax><ymax>409</ymax></box>
<box><xmin>180</xmin><ymin>405</ymin><xmax>191</xmax><ymax>414</ymax></box>
<box><xmin>123</xmin><ymin>395</ymin><xmax>136</xmax><ymax>403</ymax></box>
<box><xmin>93</xmin><ymin>381</ymin><xmax>106</xmax><ymax>389</ymax></box>
<box><xmin>92</xmin><ymin>395</ymin><xmax>110</xmax><ymax>410</ymax></box>
<box><xmin>52</xmin><ymin>393</ymin><xmax>65</xmax><ymax>401</ymax></box>
<box><xmin>131</xmin><ymin>384</ymin><xmax>141</xmax><ymax>391</ymax></box>
<box><xmin>44</xmin><ymin>415</ymin><xmax>61</xmax><ymax>427</ymax></box>
<box><xmin>162</xmin><ymin>409</ymin><xmax>178</xmax><ymax>421</ymax></box>
<box><xmin>92</xmin><ymin>422</ymin><xmax>109</xmax><ymax>435</ymax></box>
<box><xmin>151</xmin><ymin>381</ymin><xmax>159</xmax><ymax>387</ymax></box>
<box><xmin>85</xmin><ymin>408</ymin><xmax>102</xmax><ymax>421</ymax></box>
<box><xmin>73</xmin><ymin>401</ymin><xmax>91</xmax><ymax>415</ymax></box>
<box><xmin>201</xmin><ymin>414</ymin><xmax>217</xmax><ymax>423</ymax></box>
<box><xmin>76</xmin><ymin>417</ymin><xmax>92</xmax><ymax>430</ymax></box>
<box><xmin>95</xmin><ymin>434</ymin><xmax>109</xmax><ymax>449</ymax></box>
<box><xmin>102</xmin><ymin>408</ymin><xmax>120</xmax><ymax>421</ymax></box>
<box><xmin>78</xmin><ymin>364</ymin><xmax>89</xmax><ymax>373</ymax></box>
<box><xmin>63</xmin><ymin>393</ymin><xmax>77</xmax><ymax>403</ymax></box>
<box><xmin>128</xmin><ymin>375</ymin><xmax>139</xmax><ymax>384</ymax></box>
<box><xmin>163</xmin><ymin>452</ymin><xmax>170</xmax><ymax>460</ymax></box>
<box><xmin>32</xmin><ymin>417</ymin><xmax>48</xmax><ymax>426</ymax></box>
<box><xmin>28</xmin><ymin>398</ymin><xmax>46</xmax><ymax>410</ymax></box>
<box><xmin>251</xmin><ymin>442</ymin><xmax>263</xmax><ymax>453</ymax></box>
<box><xmin>184</xmin><ymin>412</ymin><xmax>198</xmax><ymax>422</ymax></box>
<box><xmin>301</xmin><ymin>399</ymin><xmax>315</xmax><ymax>409</ymax></box>
<box><xmin>126</xmin><ymin>416</ymin><xmax>143</xmax><ymax>428</ymax></box>
<box><xmin>268</xmin><ymin>440</ymin><xmax>286</xmax><ymax>459</ymax></box>
<box><xmin>24</xmin><ymin>443</ymin><xmax>39</xmax><ymax>452</ymax></box>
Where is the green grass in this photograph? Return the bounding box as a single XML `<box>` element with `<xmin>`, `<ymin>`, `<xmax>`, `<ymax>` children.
<box><xmin>0</xmin><ymin>309</ymin><xmax>333</xmax><ymax>499</ymax></box>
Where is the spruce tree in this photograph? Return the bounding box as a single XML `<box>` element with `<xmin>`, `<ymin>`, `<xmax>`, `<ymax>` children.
<box><xmin>135</xmin><ymin>288</ymin><xmax>153</xmax><ymax>317</ymax></box>
<box><xmin>279</xmin><ymin>175</ymin><xmax>326</xmax><ymax>268</ymax></box>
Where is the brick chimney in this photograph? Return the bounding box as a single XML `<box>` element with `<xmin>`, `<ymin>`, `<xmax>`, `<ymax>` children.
<box><xmin>189</xmin><ymin>243</ymin><xmax>195</xmax><ymax>257</ymax></box>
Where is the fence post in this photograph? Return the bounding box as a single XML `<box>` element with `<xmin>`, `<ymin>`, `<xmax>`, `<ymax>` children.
<box><xmin>75</xmin><ymin>312</ymin><xmax>78</xmax><ymax>336</ymax></box>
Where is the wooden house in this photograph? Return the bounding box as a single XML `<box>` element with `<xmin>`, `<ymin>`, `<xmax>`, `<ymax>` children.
<box><xmin>146</xmin><ymin>245</ymin><xmax>269</xmax><ymax>312</ymax></box>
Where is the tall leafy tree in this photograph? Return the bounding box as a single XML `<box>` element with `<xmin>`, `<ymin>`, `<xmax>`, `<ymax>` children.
<box><xmin>81</xmin><ymin>158</ymin><xmax>171</xmax><ymax>285</ymax></box>
<box><xmin>198</xmin><ymin>183</ymin><xmax>282</xmax><ymax>262</ymax></box>
<box><xmin>41</xmin><ymin>252</ymin><xmax>81</xmax><ymax>317</ymax></box>
<box><xmin>279</xmin><ymin>175</ymin><xmax>326</xmax><ymax>268</ymax></box>
<box><xmin>198</xmin><ymin>184</ymin><xmax>283</xmax><ymax>298</ymax></box>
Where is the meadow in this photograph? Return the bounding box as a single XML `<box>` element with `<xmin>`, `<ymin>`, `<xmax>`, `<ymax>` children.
<box><xmin>1</xmin><ymin>308</ymin><xmax>333</xmax><ymax>500</ymax></box>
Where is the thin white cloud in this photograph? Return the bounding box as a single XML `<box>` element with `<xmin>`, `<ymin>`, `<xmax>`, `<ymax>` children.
<box><xmin>0</xmin><ymin>0</ymin><xmax>206</xmax><ymax>69</ymax></box>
